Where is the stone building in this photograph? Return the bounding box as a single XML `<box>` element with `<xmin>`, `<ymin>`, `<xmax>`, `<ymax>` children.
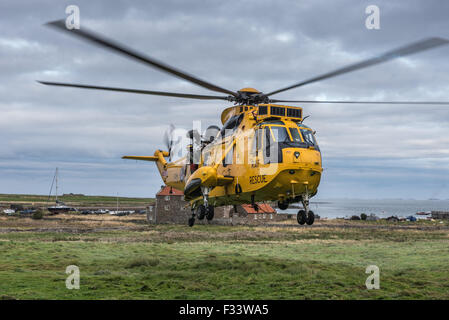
<box><xmin>147</xmin><ymin>186</ymin><xmax>292</xmax><ymax>225</ymax></box>
<box><xmin>229</xmin><ymin>203</ymin><xmax>292</xmax><ymax>225</ymax></box>
<box><xmin>147</xmin><ymin>186</ymin><xmax>192</xmax><ymax>224</ymax></box>
<box><xmin>431</xmin><ymin>211</ymin><xmax>449</xmax><ymax>220</ymax></box>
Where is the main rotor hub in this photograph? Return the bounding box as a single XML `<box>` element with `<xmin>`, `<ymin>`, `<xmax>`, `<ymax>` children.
<box><xmin>230</xmin><ymin>88</ymin><xmax>269</xmax><ymax>105</ymax></box>
<box><xmin>238</xmin><ymin>88</ymin><xmax>260</xmax><ymax>94</ymax></box>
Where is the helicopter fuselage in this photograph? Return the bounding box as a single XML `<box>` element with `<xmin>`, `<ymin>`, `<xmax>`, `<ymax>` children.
<box><xmin>159</xmin><ymin>102</ymin><xmax>323</xmax><ymax>208</ymax></box>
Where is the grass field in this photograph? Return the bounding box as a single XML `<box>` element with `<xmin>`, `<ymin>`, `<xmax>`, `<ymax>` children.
<box><xmin>0</xmin><ymin>193</ymin><xmax>154</xmax><ymax>207</ymax></box>
<box><xmin>0</xmin><ymin>214</ymin><xmax>448</xmax><ymax>300</ymax></box>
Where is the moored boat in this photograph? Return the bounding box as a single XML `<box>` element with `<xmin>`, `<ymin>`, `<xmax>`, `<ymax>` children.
<box><xmin>48</xmin><ymin>201</ymin><xmax>71</xmax><ymax>214</ymax></box>
<box><xmin>47</xmin><ymin>168</ymin><xmax>74</xmax><ymax>214</ymax></box>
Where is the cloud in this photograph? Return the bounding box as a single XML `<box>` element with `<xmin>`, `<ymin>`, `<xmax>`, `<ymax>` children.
<box><xmin>0</xmin><ymin>0</ymin><xmax>448</xmax><ymax>199</ymax></box>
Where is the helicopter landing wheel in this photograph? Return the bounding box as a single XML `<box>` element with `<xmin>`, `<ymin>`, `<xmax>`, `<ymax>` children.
<box><xmin>206</xmin><ymin>205</ymin><xmax>214</xmax><ymax>221</ymax></box>
<box><xmin>188</xmin><ymin>208</ymin><xmax>196</xmax><ymax>227</ymax></box>
<box><xmin>196</xmin><ymin>204</ymin><xmax>206</xmax><ymax>220</ymax></box>
<box><xmin>278</xmin><ymin>201</ymin><xmax>289</xmax><ymax>210</ymax></box>
<box><xmin>297</xmin><ymin>210</ymin><xmax>307</xmax><ymax>225</ymax></box>
<box><xmin>306</xmin><ymin>210</ymin><xmax>315</xmax><ymax>225</ymax></box>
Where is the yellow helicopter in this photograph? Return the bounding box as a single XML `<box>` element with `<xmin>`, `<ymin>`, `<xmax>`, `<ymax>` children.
<box><xmin>40</xmin><ymin>20</ymin><xmax>449</xmax><ymax>226</ymax></box>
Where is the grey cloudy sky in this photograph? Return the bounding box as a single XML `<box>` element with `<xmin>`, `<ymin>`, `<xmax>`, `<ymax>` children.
<box><xmin>1</xmin><ymin>0</ymin><xmax>449</xmax><ymax>199</ymax></box>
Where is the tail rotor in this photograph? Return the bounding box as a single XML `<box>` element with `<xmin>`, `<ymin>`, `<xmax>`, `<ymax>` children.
<box><xmin>163</xmin><ymin>124</ymin><xmax>175</xmax><ymax>161</ymax></box>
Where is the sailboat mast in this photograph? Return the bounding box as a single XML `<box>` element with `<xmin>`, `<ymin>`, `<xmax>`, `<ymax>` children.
<box><xmin>55</xmin><ymin>167</ymin><xmax>58</xmax><ymax>203</ymax></box>
<box><xmin>47</xmin><ymin>168</ymin><xmax>57</xmax><ymax>204</ymax></box>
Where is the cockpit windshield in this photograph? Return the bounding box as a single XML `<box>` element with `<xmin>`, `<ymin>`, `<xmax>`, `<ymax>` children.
<box><xmin>254</xmin><ymin>123</ymin><xmax>319</xmax><ymax>164</ymax></box>
<box><xmin>257</xmin><ymin>123</ymin><xmax>319</xmax><ymax>151</ymax></box>
<box><xmin>269</xmin><ymin>126</ymin><xmax>290</xmax><ymax>143</ymax></box>
<box><xmin>288</xmin><ymin>127</ymin><xmax>302</xmax><ymax>143</ymax></box>
<box><xmin>300</xmin><ymin>128</ymin><xmax>317</xmax><ymax>146</ymax></box>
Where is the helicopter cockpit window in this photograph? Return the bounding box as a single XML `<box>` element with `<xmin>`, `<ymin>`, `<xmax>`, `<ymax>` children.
<box><xmin>288</xmin><ymin>127</ymin><xmax>302</xmax><ymax>143</ymax></box>
<box><xmin>251</xmin><ymin>130</ymin><xmax>257</xmax><ymax>155</ymax></box>
<box><xmin>263</xmin><ymin>127</ymin><xmax>271</xmax><ymax>158</ymax></box>
<box><xmin>223</xmin><ymin>143</ymin><xmax>234</xmax><ymax>166</ymax></box>
<box><xmin>269</xmin><ymin>126</ymin><xmax>290</xmax><ymax>143</ymax></box>
<box><xmin>300</xmin><ymin>129</ymin><xmax>317</xmax><ymax>146</ymax></box>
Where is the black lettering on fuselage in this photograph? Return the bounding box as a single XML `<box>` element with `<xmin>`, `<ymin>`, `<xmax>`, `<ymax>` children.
<box><xmin>249</xmin><ymin>175</ymin><xmax>267</xmax><ymax>184</ymax></box>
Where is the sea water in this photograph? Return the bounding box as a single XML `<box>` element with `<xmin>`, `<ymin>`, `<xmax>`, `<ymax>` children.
<box><xmin>281</xmin><ymin>199</ymin><xmax>449</xmax><ymax>219</ymax></box>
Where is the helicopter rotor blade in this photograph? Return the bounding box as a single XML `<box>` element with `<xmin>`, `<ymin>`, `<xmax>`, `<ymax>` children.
<box><xmin>270</xmin><ymin>99</ymin><xmax>449</xmax><ymax>105</ymax></box>
<box><xmin>37</xmin><ymin>81</ymin><xmax>231</xmax><ymax>101</ymax></box>
<box><xmin>45</xmin><ymin>20</ymin><xmax>238</xmax><ymax>97</ymax></box>
<box><xmin>267</xmin><ymin>37</ymin><xmax>449</xmax><ymax>96</ymax></box>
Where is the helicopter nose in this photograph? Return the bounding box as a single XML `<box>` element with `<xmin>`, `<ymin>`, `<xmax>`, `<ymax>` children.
<box><xmin>283</xmin><ymin>148</ymin><xmax>322</xmax><ymax>170</ymax></box>
<box><xmin>283</xmin><ymin>149</ymin><xmax>302</xmax><ymax>163</ymax></box>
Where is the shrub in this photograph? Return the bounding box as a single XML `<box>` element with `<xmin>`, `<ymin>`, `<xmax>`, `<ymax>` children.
<box><xmin>10</xmin><ymin>204</ymin><xmax>23</xmax><ymax>211</ymax></box>
<box><xmin>32</xmin><ymin>209</ymin><xmax>44</xmax><ymax>220</ymax></box>
<box><xmin>360</xmin><ymin>213</ymin><xmax>367</xmax><ymax>220</ymax></box>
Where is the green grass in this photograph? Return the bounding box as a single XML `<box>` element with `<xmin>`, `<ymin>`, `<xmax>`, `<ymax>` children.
<box><xmin>0</xmin><ymin>222</ymin><xmax>448</xmax><ymax>300</ymax></box>
<box><xmin>0</xmin><ymin>193</ymin><xmax>154</xmax><ymax>206</ymax></box>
